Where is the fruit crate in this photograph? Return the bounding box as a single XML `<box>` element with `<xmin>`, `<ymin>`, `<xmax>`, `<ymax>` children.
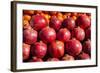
<box><xmin>11</xmin><ymin>1</ymin><xmax>98</xmax><ymax>72</ymax></box>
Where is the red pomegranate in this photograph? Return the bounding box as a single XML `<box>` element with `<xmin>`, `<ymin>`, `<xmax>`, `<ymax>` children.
<box><xmin>83</xmin><ymin>39</ymin><xmax>91</xmax><ymax>55</ymax></box>
<box><xmin>48</xmin><ymin>40</ymin><xmax>64</xmax><ymax>58</ymax></box>
<box><xmin>72</xmin><ymin>27</ymin><xmax>85</xmax><ymax>41</ymax></box>
<box><xmin>76</xmin><ymin>14</ymin><xmax>91</xmax><ymax>29</ymax></box>
<box><xmin>30</xmin><ymin>15</ymin><xmax>47</xmax><ymax>30</ymax></box>
<box><xmin>23</xmin><ymin>43</ymin><xmax>30</xmax><ymax>60</ymax></box>
<box><xmin>76</xmin><ymin>52</ymin><xmax>90</xmax><ymax>60</ymax></box>
<box><xmin>23</xmin><ymin>28</ymin><xmax>37</xmax><ymax>44</ymax></box>
<box><xmin>85</xmin><ymin>27</ymin><xmax>91</xmax><ymax>39</ymax></box>
<box><xmin>57</xmin><ymin>28</ymin><xmax>71</xmax><ymax>42</ymax></box>
<box><xmin>47</xmin><ymin>58</ymin><xmax>59</xmax><ymax>61</ymax></box>
<box><xmin>65</xmin><ymin>38</ymin><xmax>82</xmax><ymax>57</ymax></box>
<box><xmin>31</xmin><ymin>41</ymin><xmax>47</xmax><ymax>58</ymax></box>
<box><xmin>49</xmin><ymin>16</ymin><xmax>62</xmax><ymax>31</ymax></box>
<box><xmin>63</xmin><ymin>17</ymin><xmax>75</xmax><ymax>30</ymax></box>
<box><xmin>39</xmin><ymin>27</ymin><xmax>56</xmax><ymax>43</ymax></box>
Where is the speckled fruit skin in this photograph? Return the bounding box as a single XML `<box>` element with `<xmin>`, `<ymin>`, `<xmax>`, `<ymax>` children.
<box><xmin>30</xmin><ymin>15</ymin><xmax>47</xmax><ymax>31</ymax></box>
<box><xmin>23</xmin><ymin>28</ymin><xmax>37</xmax><ymax>45</ymax></box>
<box><xmin>62</xmin><ymin>54</ymin><xmax>74</xmax><ymax>61</ymax></box>
<box><xmin>85</xmin><ymin>27</ymin><xmax>91</xmax><ymax>39</ymax></box>
<box><xmin>31</xmin><ymin>41</ymin><xmax>47</xmax><ymax>58</ymax></box>
<box><xmin>76</xmin><ymin>52</ymin><xmax>90</xmax><ymax>60</ymax></box>
<box><xmin>48</xmin><ymin>40</ymin><xmax>64</xmax><ymax>58</ymax></box>
<box><xmin>47</xmin><ymin>58</ymin><xmax>59</xmax><ymax>61</ymax></box>
<box><xmin>76</xmin><ymin>15</ymin><xmax>91</xmax><ymax>29</ymax></box>
<box><xmin>63</xmin><ymin>17</ymin><xmax>75</xmax><ymax>30</ymax></box>
<box><xmin>23</xmin><ymin>43</ymin><xmax>30</xmax><ymax>61</ymax></box>
<box><xmin>29</xmin><ymin>57</ymin><xmax>43</xmax><ymax>62</ymax></box>
<box><xmin>57</xmin><ymin>28</ymin><xmax>71</xmax><ymax>42</ymax></box>
<box><xmin>39</xmin><ymin>27</ymin><xmax>56</xmax><ymax>43</ymax></box>
<box><xmin>65</xmin><ymin>39</ymin><xmax>82</xmax><ymax>57</ymax></box>
<box><xmin>72</xmin><ymin>27</ymin><xmax>85</xmax><ymax>41</ymax></box>
<box><xmin>49</xmin><ymin>16</ymin><xmax>62</xmax><ymax>31</ymax></box>
<box><xmin>83</xmin><ymin>39</ymin><xmax>91</xmax><ymax>55</ymax></box>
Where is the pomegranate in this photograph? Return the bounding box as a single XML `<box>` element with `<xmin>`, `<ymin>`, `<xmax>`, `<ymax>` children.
<box><xmin>29</xmin><ymin>57</ymin><xmax>43</xmax><ymax>62</ymax></box>
<box><xmin>85</xmin><ymin>27</ymin><xmax>91</xmax><ymax>39</ymax></box>
<box><xmin>72</xmin><ymin>27</ymin><xmax>85</xmax><ymax>41</ymax></box>
<box><xmin>23</xmin><ymin>28</ymin><xmax>37</xmax><ymax>44</ymax></box>
<box><xmin>49</xmin><ymin>16</ymin><xmax>62</xmax><ymax>31</ymax></box>
<box><xmin>31</xmin><ymin>41</ymin><xmax>47</xmax><ymax>58</ymax></box>
<box><xmin>23</xmin><ymin>43</ymin><xmax>30</xmax><ymax>60</ymax></box>
<box><xmin>57</xmin><ymin>28</ymin><xmax>71</xmax><ymax>42</ymax></box>
<box><xmin>23</xmin><ymin>15</ymin><xmax>31</xmax><ymax>21</ymax></box>
<box><xmin>63</xmin><ymin>17</ymin><xmax>75</xmax><ymax>30</ymax></box>
<box><xmin>83</xmin><ymin>39</ymin><xmax>91</xmax><ymax>55</ymax></box>
<box><xmin>39</xmin><ymin>27</ymin><xmax>56</xmax><ymax>43</ymax></box>
<box><xmin>76</xmin><ymin>15</ymin><xmax>91</xmax><ymax>29</ymax></box>
<box><xmin>47</xmin><ymin>58</ymin><xmax>59</xmax><ymax>61</ymax></box>
<box><xmin>48</xmin><ymin>40</ymin><xmax>64</xmax><ymax>58</ymax></box>
<box><xmin>76</xmin><ymin>52</ymin><xmax>90</xmax><ymax>60</ymax></box>
<box><xmin>30</xmin><ymin>15</ymin><xmax>47</xmax><ymax>30</ymax></box>
<box><xmin>65</xmin><ymin>39</ymin><xmax>82</xmax><ymax>57</ymax></box>
<box><xmin>62</xmin><ymin>54</ymin><xmax>74</xmax><ymax>61</ymax></box>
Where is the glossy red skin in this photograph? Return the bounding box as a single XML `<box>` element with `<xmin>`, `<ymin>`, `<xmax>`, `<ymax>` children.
<box><xmin>57</xmin><ymin>28</ymin><xmax>71</xmax><ymax>42</ymax></box>
<box><xmin>72</xmin><ymin>27</ymin><xmax>85</xmax><ymax>41</ymax></box>
<box><xmin>83</xmin><ymin>39</ymin><xmax>91</xmax><ymax>55</ymax></box>
<box><xmin>23</xmin><ymin>28</ymin><xmax>37</xmax><ymax>44</ymax></box>
<box><xmin>48</xmin><ymin>41</ymin><xmax>64</xmax><ymax>58</ymax></box>
<box><xmin>31</xmin><ymin>42</ymin><xmax>47</xmax><ymax>58</ymax></box>
<box><xmin>49</xmin><ymin>16</ymin><xmax>62</xmax><ymax>31</ymax></box>
<box><xmin>63</xmin><ymin>18</ymin><xmax>75</xmax><ymax>30</ymax></box>
<box><xmin>65</xmin><ymin>39</ymin><xmax>82</xmax><ymax>57</ymax></box>
<box><xmin>47</xmin><ymin>58</ymin><xmax>59</xmax><ymax>61</ymax></box>
<box><xmin>76</xmin><ymin>15</ymin><xmax>91</xmax><ymax>29</ymax></box>
<box><xmin>76</xmin><ymin>52</ymin><xmax>90</xmax><ymax>60</ymax></box>
<box><xmin>23</xmin><ymin>43</ymin><xmax>30</xmax><ymax>60</ymax></box>
<box><xmin>39</xmin><ymin>27</ymin><xmax>56</xmax><ymax>43</ymax></box>
<box><xmin>29</xmin><ymin>57</ymin><xmax>43</xmax><ymax>62</ymax></box>
<box><xmin>62</xmin><ymin>54</ymin><xmax>74</xmax><ymax>61</ymax></box>
<box><xmin>30</xmin><ymin>15</ymin><xmax>47</xmax><ymax>30</ymax></box>
<box><xmin>85</xmin><ymin>27</ymin><xmax>91</xmax><ymax>39</ymax></box>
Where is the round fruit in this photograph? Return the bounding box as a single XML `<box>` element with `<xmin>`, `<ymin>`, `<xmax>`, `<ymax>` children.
<box><xmin>23</xmin><ymin>28</ymin><xmax>37</xmax><ymax>44</ymax></box>
<box><xmin>62</xmin><ymin>54</ymin><xmax>74</xmax><ymax>61</ymax></box>
<box><xmin>39</xmin><ymin>27</ymin><xmax>56</xmax><ymax>43</ymax></box>
<box><xmin>65</xmin><ymin>39</ymin><xmax>82</xmax><ymax>57</ymax></box>
<box><xmin>49</xmin><ymin>16</ymin><xmax>62</xmax><ymax>31</ymax></box>
<box><xmin>47</xmin><ymin>58</ymin><xmax>59</xmax><ymax>61</ymax></box>
<box><xmin>83</xmin><ymin>39</ymin><xmax>91</xmax><ymax>55</ymax></box>
<box><xmin>76</xmin><ymin>52</ymin><xmax>90</xmax><ymax>60</ymax></box>
<box><xmin>23</xmin><ymin>43</ymin><xmax>30</xmax><ymax>60</ymax></box>
<box><xmin>63</xmin><ymin>17</ymin><xmax>75</xmax><ymax>30</ymax></box>
<box><xmin>23</xmin><ymin>20</ymin><xmax>30</xmax><ymax>29</ymax></box>
<box><xmin>57</xmin><ymin>28</ymin><xmax>71</xmax><ymax>42</ymax></box>
<box><xmin>31</xmin><ymin>41</ymin><xmax>47</xmax><ymax>58</ymax></box>
<box><xmin>29</xmin><ymin>57</ymin><xmax>43</xmax><ymax>62</ymax></box>
<box><xmin>30</xmin><ymin>15</ymin><xmax>47</xmax><ymax>30</ymax></box>
<box><xmin>85</xmin><ymin>27</ymin><xmax>91</xmax><ymax>39</ymax></box>
<box><xmin>76</xmin><ymin>15</ymin><xmax>91</xmax><ymax>29</ymax></box>
<box><xmin>23</xmin><ymin>15</ymin><xmax>31</xmax><ymax>21</ymax></box>
<box><xmin>48</xmin><ymin>40</ymin><xmax>64</xmax><ymax>58</ymax></box>
<box><xmin>72</xmin><ymin>27</ymin><xmax>85</xmax><ymax>41</ymax></box>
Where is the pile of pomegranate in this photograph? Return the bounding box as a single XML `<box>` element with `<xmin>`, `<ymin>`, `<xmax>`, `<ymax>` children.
<box><xmin>23</xmin><ymin>10</ymin><xmax>91</xmax><ymax>62</ymax></box>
